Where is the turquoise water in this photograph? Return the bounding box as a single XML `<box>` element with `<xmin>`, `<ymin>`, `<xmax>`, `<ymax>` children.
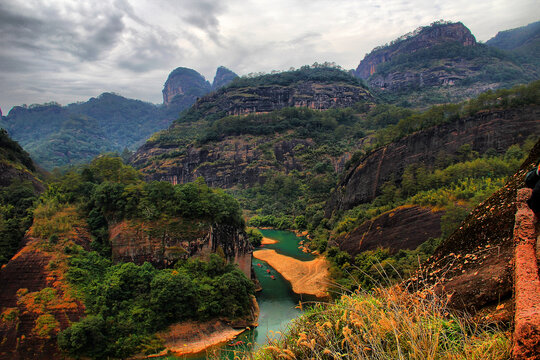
<box><xmin>163</xmin><ymin>229</ymin><xmax>311</xmax><ymax>359</ymax></box>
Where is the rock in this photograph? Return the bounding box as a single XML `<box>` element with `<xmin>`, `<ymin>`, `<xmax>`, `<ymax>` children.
<box><xmin>162</xmin><ymin>67</ymin><xmax>212</xmax><ymax>107</ymax></box>
<box><xmin>325</xmin><ymin>105</ymin><xmax>540</xmax><ymax>217</ymax></box>
<box><xmin>212</xmin><ymin>66</ymin><xmax>238</xmax><ymax>90</ymax></box>
<box><xmin>355</xmin><ymin>22</ymin><xmax>476</xmax><ymax>80</ymax></box>
<box><xmin>332</xmin><ymin>205</ymin><xmax>443</xmax><ymax>256</ymax></box>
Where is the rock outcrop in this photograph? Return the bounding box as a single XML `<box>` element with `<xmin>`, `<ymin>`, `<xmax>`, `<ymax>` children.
<box><xmin>332</xmin><ymin>205</ymin><xmax>443</xmax><ymax>256</ymax></box>
<box><xmin>405</xmin><ymin>138</ymin><xmax>540</xmax><ymax>316</ymax></box>
<box><xmin>325</xmin><ymin>105</ymin><xmax>540</xmax><ymax>217</ymax></box>
<box><xmin>0</xmin><ymin>224</ymin><xmax>91</xmax><ymax>360</ymax></box>
<box><xmin>110</xmin><ymin>219</ymin><xmax>253</xmax><ymax>278</ymax></box>
<box><xmin>355</xmin><ymin>21</ymin><xmax>476</xmax><ymax>80</ymax></box>
<box><xmin>212</xmin><ymin>66</ymin><xmax>238</xmax><ymax>90</ymax></box>
<box><xmin>162</xmin><ymin>67</ymin><xmax>212</xmax><ymax>107</ymax></box>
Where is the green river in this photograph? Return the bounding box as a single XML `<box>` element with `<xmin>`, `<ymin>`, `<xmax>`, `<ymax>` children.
<box><xmin>165</xmin><ymin>229</ymin><xmax>315</xmax><ymax>359</ymax></box>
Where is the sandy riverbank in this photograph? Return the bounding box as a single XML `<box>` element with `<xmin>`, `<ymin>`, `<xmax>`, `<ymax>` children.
<box><xmin>253</xmin><ymin>249</ymin><xmax>330</xmax><ymax>298</ymax></box>
<box><xmin>261</xmin><ymin>236</ymin><xmax>278</xmax><ymax>245</ymax></box>
<box><xmin>145</xmin><ymin>320</ymin><xmax>246</xmax><ymax>358</ymax></box>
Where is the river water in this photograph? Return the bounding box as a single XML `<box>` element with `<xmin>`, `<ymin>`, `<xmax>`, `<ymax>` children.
<box><xmin>167</xmin><ymin>229</ymin><xmax>314</xmax><ymax>359</ymax></box>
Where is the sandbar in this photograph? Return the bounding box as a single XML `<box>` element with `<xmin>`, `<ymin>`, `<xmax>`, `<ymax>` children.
<box><xmin>146</xmin><ymin>320</ymin><xmax>245</xmax><ymax>358</ymax></box>
<box><xmin>261</xmin><ymin>236</ymin><xmax>278</xmax><ymax>245</ymax></box>
<box><xmin>253</xmin><ymin>249</ymin><xmax>329</xmax><ymax>298</ymax></box>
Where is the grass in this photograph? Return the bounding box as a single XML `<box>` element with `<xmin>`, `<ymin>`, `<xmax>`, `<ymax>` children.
<box><xmin>228</xmin><ymin>285</ymin><xmax>510</xmax><ymax>360</ymax></box>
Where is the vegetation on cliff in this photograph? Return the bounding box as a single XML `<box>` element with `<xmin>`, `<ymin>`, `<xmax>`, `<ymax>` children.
<box><xmin>0</xmin><ymin>129</ymin><xmax>40</xmax><ymax>265</ymax></box>
<box><xmin>6</xmin><ymin>156</ymin><xmax>253</xmax><ymax>358</ymax></box>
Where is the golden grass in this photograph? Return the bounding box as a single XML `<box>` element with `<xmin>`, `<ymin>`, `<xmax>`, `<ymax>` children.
<box><xmin>233</xmin><ymin>286</ymin><xmax>510</xmax><ymax>360</ymax></box>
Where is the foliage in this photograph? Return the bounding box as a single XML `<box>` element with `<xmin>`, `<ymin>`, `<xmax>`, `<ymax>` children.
<box><xmin>59</xmin><ymin>250</ymin><xmax>254</xmax><ymax>359</ymax></box>
<box><xmin>245</xmin><ymin>286</ymin><xmax>510</xmax><ymax>360</ymax></box>
<box><xmin>0</xmin><ymin>180</ymin><xmax>37</xmax><ymax>264</ymax></box>
<box><xmin>247</xmin><ymin>228</ymin><xmax>263</xmax><ymax>247</ymax></box>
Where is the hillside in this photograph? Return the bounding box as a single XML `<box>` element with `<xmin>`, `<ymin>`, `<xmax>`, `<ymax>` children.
<box><xmin>0</xmin><ymin>156</ymin><xmax>256</xmax><ymax>359</ymax></box>
<box><xmin>354</xmin><ymin>21</ymin><xmax>537</xmax><ymax>107</ymax></box>
<box><xmin>0</xmin><ymin>129</ymin><xmax>42</xmax><ymax>265</ymax></box>
<box><xmin>0</xmin><ymin>66</ymin><xmax>238</xmax><ymax>170</ymax></box>
<box><xmin>486</xmin><ymin>20</ymin><xmax>540</xmax><ymax>51</ymax></box>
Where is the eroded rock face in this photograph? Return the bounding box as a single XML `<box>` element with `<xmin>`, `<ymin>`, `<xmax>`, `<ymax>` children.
<box><xmin>355</xmin><ymin>22</ymin><xmax>476</xmax><ymax>79</ymax></box>
<box><xmin>405</xmin><ymin>138</ymin><xmax>540</xmax><ymax>315</ymax></box>
<box><xmin>192</xmin><ymin>81</ymin><xmax>371</xmax><ymax>117</ymax></box>
<box><xmin>332</xmin><ymin>205</ymin><xmax>443</xmax><ymax>257</ymax></box>
<box><xmin>162</xmin><ymin>67</ymin><xmax>212</xmax><ymax>107</ymax></box>
<box><xmin>212</xmin><ymin>66</ymin><xmax>238</xmax><ymax>90</ymax></box>
<box><xmin>0</xmin><ymin>228</ymin><xmax>91</xmax><ymax>360</ymax></box>
<box><xmin>325</xmin><ymin>105</ymin><xmax>540</xmax><ymax>217</ymax></box>
<box><xmin>110</xmin><ymin>219</ymin><xmax>253</xmax><ymax>278</ymax></box>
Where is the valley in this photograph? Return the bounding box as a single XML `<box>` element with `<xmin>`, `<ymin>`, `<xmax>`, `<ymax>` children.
<box><xmin>1</xmin><ymin>17</ymin><xmax>540</xmax><ymax>360</ymax></box>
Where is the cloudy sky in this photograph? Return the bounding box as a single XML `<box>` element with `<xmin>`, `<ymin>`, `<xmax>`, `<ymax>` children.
<box><xmin>0</xmin><ymin>0</ymin><xmax>537</xmax><ymax>113</ymax></box>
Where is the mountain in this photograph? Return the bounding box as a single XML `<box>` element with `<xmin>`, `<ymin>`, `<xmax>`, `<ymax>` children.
<box><xmin>212</xmin><ymin>66</ymin><xmax>239</xmax><ymax>90</ymax></box>
<box><xmin>132</xmin><ymin>66</ymin><xmax>373</xmax><ymax>190</ymax></box>
<box><xmin>1</xmin><ymin>66</ymin><xmax>238</xmax><ymax>170</ymax></box>
<box><xmin>486</xmin><ymin>20</ymin><xmax>540</xmax><ymax>51</ymax></box>
<box><xmin>354</xmin><ymin>21</ymin><xmax>537</xmax><ymax>107</ymax></box>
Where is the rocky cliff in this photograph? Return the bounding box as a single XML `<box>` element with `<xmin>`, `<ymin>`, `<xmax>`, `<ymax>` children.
<box><xmin>162</xmin><ymin>67</ymin><xmax>212</xmax><ymax>107</ymax></box>
<box><xmin>212</xmin><ymin>66</ymin><xmax>238</xmax><ymax>90</ymax></box>
<box><xmin>110</xmin><ymin>218</ymin><xmax>253</xmax><ymax>278</ymax></box>
<box><xmin>332</xmin><ymin>205</ymin><xmax>443</xmax><ymax>256</ymax></box>
<box><xmin>0</xmin><ymin>215</ymin><xmax>91</xmax><ymax>360</ymax></box>
<box><xmin>405</xmin><ymin>138</ymin><xmax>540</xmax><ymax>317</ymax></box>
<box><xmin>325</xmin><ymin>105</ymin><xmax>540</xmax><ymax>217</ymax></box>
<box><xmin>355</xmin><ymin>21</ymin><xmax>476</xmax><ymax>80</ymax></box>
<box><xmin>354</xmin><ymin>21</ymin><xmax>535</xmax><ymax>106</ymax></box>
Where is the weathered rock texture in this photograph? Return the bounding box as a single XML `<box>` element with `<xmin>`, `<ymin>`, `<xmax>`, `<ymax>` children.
<box><xmin>512</xmin><ymin>188</ymin><xmax>540</xmax><ymax>359</ymax></box>
<box><xmin>332</xmin><ymin>205</ymin><xmax>443</xmax><ymax>257</ymax></box>
<box><xmin>0</xmin><ymin>162</ymin><xmax>44</xmax><ymax>193</ymax></box>
<box><xmin>355</xmin><ymin>22</ymin><xmax>476</xmax><ymax>79</ymax></box>
<box><xmin>0</xmin><ymin>227</ymin><xmax>91</xmax><ymax>360</ymax></box>
<box><xmin>110</xmin><ymin>219</ymin><xmax>253</xmax><ymax>278</ymax></box>
<box><xmin>162</xmin><ymin>67</ymin><xmax>212</xmax><ymax>107</ymax></box>
<box><xmin>212</xmin><ymin>66</ymin><xmax>238</xmax><ymax>90</ymax></box>
<box><xmin>405</xmin><ymin>138</ymin><xmax>540</xmax><ymax>316</ymax></box>
<box><xmin>326</xmin><ymin>105</ymin><xmax>540</xmax><ymax>217</ymax></box>
<box><xmin>191</xmin><ymin>81</ymin><xmax>372</xmax><ymax>117</ymax></box>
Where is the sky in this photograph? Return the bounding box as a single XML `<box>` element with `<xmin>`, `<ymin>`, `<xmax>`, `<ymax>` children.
<box><xmin>0</xmin><ymin>0</ymin><xmax>538</xmax><ymax>113</ymax></box>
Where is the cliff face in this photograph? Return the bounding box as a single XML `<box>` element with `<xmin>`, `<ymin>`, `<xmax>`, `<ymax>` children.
<box><xmin>212</xmin><ymin>66</ymin><xmax>238</xmax><ymax>90</ymax></box>
<box><xmin>355</xmin><ymin>22</ymin><xmax>476</xmax><ymax>79</ymax></box>
<box><xmin>162</xmin><ymin>67</ymin><xmax>212</xmax><ymax>107</ymax></box>
<box><xmin>110</xmin><ymin>218</ymin><xmax>253</xmax><ymax>278</ymax></box>
<box><xmin>332</xmin><ymin>205</ymin><xmax>443</xmax><ymax>256</ymax></box>
<box><xmin>325</xmin><ymin>105</ymin><xmax>540</xmax><ymax>217</ymax></box>
<box><xmin>405</xmin><ymin>138</ymin><xmax>540</xmax><ymax>315</ymax></box>
<box><xmin>190</xmin><ymin>81</ymin><xmax>371</xmax><ymax>118</ymax></box>
<box><xmin>0</xmin><ymin>221</ymin><xmax>91</xmax><ymax>360</ymax></box>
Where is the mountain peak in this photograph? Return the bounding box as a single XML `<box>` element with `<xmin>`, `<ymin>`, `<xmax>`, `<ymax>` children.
<box><xmin>212</xmin><ymin>66</ymin><xmax>238</xmax><ymax>90</ymax></box>
<box><xmin>355</xmin><ymin>21</ymin><xmax>476</xmax><ymax>79</ymax></box>
<box><xmin>162</xmin><ymin>67</ymin><xmax>211</xmax><ymax>106</ymax></box>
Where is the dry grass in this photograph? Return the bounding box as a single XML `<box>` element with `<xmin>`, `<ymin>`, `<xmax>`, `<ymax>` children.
<box><xmin>231</xmin><ymin>285</ymin><xmax>510</xmax><ymax>360</ymax></box>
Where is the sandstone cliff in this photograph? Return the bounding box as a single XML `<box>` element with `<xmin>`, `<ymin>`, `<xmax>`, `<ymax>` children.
<box><xmin>162</xmin><ymin>67</ymin><xmax>212</xmax><ymax>107</ymax></box>
<box><xmin>212</xmin><ymin>66</ymin><xmax>238</xmax><ymax>90</ymax></box>
<box><xmin>405</xmin><ymin>138</ymin><xmax>540</xmax><ymax>316</ymax></box>
<box><xmin>325</xmin><ymin>105</ymin><xmax>540</xmax><ymax>217</ymax></box>
<box><xmin>332</xmin><ymin>205</ymin><xmax>443</xmax><ymax>256</ymax></box>
<box><xmin>355</xmin><ymin>21</ymin><xmax>476</xmax><ymax>80</ymax></box>
<box><xmin>110</xmin><ymin>218</ymin><xmax>253</xmax><ymax>278</ymax></box>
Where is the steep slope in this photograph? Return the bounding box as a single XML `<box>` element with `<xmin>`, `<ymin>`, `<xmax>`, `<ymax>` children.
<box><xmin>0</xmin><ymin>129</ymin><xmax>43</xmax><ymax>265</ymax></box>
<box><xmin>486</xmin><ymin>20</ymin><xmax>540</xmax><ymax>51</ymax></box>
<box><xmin>406</xmin><ymin>138</ymin><xmax>540</xmax><ymax>316</ymax></box>
<box><xmin>162</xmin><ymin>67</ymin><xmax>212</xmax><ymax>107</ymax></box>
<box><xmin>212</xmin><ymin>66</ymin><xmax>238</xmax><ymax>90</ymax></box>
<box><xmin>325</xmin><ymin>104</ymin><xmax>540</xmax><ymax>216</ymax></box>
<box><xmin>355</xmin><ymin>21</ymin><xmax>536</xmax><ymax>106</ymax></box>
<box><xmin>132</xmin><ymin>67</ymin><xmax>372</xmax><ymax>189</ymax></box>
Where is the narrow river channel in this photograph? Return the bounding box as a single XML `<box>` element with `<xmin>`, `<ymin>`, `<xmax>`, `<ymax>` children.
<box><xmin>166</xmin><ymin>229</ymin><xmax>315</xmax><ymax>359</ymax></box>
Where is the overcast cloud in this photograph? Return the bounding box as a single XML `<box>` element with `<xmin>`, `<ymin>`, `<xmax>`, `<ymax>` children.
<box><xmin>0</xmin><ymin>0</ymin><xmax>537</xmax><ymax>113</ymax></box>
